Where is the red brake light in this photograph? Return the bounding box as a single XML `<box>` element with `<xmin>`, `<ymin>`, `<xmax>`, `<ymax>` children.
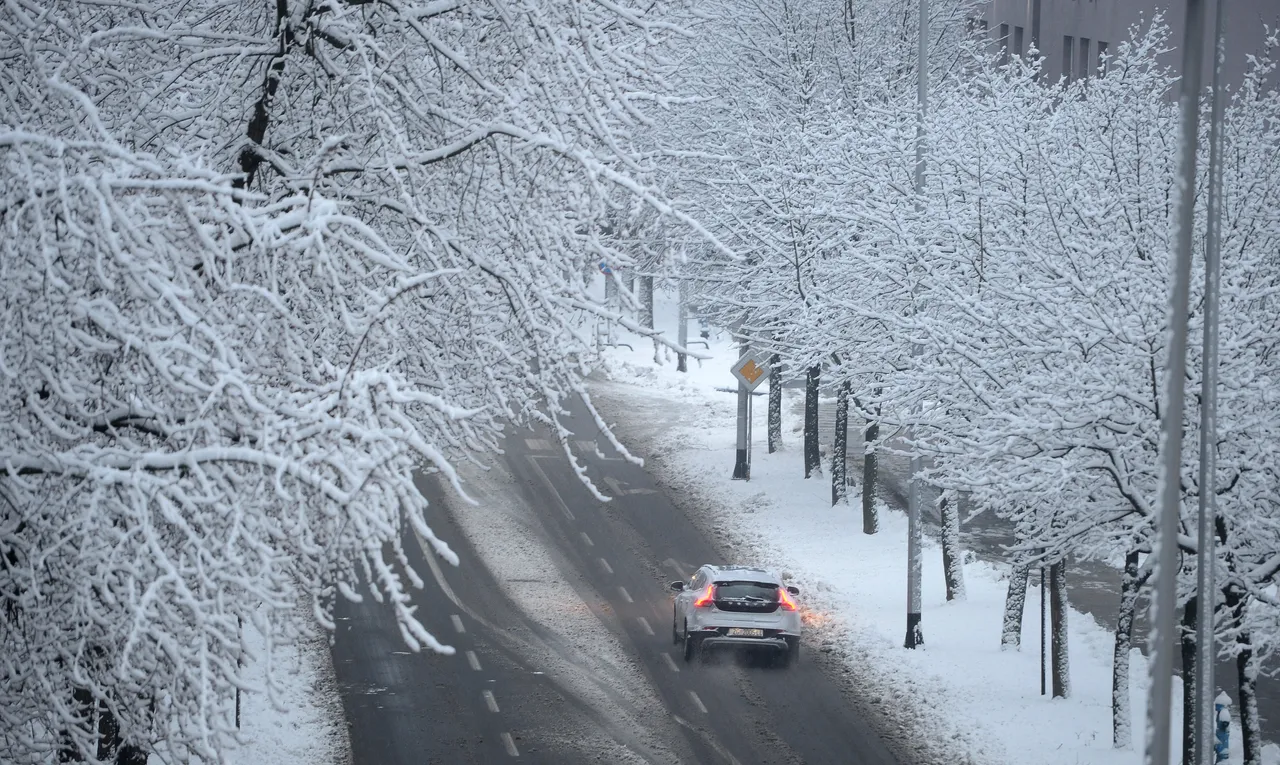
<box><xmin>778</xmin><ymin>586</ymin><xmax>798</xmax><ymax>611</ymax></box>
<box><xmin>694</xmin><ymin>585</ymin><xmax>715</xmax><ymax>608</ymax></box>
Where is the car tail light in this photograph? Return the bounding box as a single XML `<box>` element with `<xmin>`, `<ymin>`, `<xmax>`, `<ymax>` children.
<box><xmin>693</xmin><ymin>585</ymin><xmax>715</xmax><ymax>608</ymax></box>
<box><xmin>778</xmin><ymin>586</ymin><xmax>798</xmax><ymax>611</ymax></box>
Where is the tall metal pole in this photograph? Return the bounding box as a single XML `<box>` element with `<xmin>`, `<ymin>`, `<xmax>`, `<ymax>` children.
<box><xmin>1146</xmin><ymin>0</ymin><xmax>1207</xmax><ymax>762</ymax></box>
<box><xmin>1195</xmin><ymin>1</ymin><xmax>1228</xmax><ymax>762</ymax></box>
<box><xmin>904</xmin><ymin>0</ymin><xmax>927</xmax><ymax>650</ymax></box>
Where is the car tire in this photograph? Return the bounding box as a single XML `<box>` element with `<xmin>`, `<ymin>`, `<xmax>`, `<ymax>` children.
<box><xmin>683</xmin><ymin>624</ymin><xmax>699</xmax><ymax>663</ymax></box>
<box><xmin>780</xmin><ymin>636</ymin><xmax>800</xmax><ymax>668</ymax></box>
<box><xmin>672</xmin><ymin>609</ymin><xmax>681</xmax><ymax>645</ymax></box>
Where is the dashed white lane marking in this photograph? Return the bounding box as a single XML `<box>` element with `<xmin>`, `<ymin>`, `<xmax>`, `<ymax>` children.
<box><xmin>688</xmin><ymin>690</ymin><xmax>708</xmax><ymax>714</ymax></box>
<box><xmin>580</xmin><ymin>532</ymin><xmax>594</xmax><ymax>547</ymax></box>
<box><xmin>637</xmin><ymin>616</ymin><xmax>654</xmax><ymax>635</ymax></box>
<box><xmin>598</xmin><ymin>558</ymin><xmax>614</xmax><ymax>575</ymax></box>
<box><xmin>662</xmin><ymin>653</ymin><xmax>680</xmax><ymax>673</ymax></box>
<box><xmin>466</xmin><ymin>650</ymin><xmax>482</xmax><ymax>671</ymax></box>
<box><xmin>672</xmin><ymin>715</ymin><xmax>741</xmax><ymax>765</ymax></box>
<box><xmin>525</xmin><ymin>438</ymin><xmax>553</xmax><ymax>451</ymax></box>
<box><xmin>618</xmin><ymin>586</ymin><xmax>633</xmax><ymax>603</ymax></box>
<box><xmin>501</xmin><ymin>731</ymin><xmax>520</xmax><ymax>757</ymax></box>
<box><xmin>483</xmin><ymin>690</ymin><xmax>500</xmax><ymax>713</ymax></box>
<box><xmin>525</xmin><ymin>456</ymin><xmax>575</xmax><ymax>520</ymax></box>
<box><xmin>451</xmin><ymin>614</ymin><xmax>466</xmax><ymax>634</ymax></box>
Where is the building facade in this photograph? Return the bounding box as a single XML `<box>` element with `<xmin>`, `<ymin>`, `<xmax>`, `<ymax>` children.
<box><xmin>979</xmin><ymin>0</ymin><xmax>1278</xmax><ymax>89</ymax></box>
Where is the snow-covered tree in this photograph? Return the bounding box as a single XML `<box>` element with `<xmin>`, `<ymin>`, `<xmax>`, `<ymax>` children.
<box><xmin>0</xmin><ymin>0</ymin><xmax>713</xmax><ymax>760</ymax></box>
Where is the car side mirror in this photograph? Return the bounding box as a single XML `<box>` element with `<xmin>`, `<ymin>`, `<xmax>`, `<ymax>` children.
<box><xmin>786</xmin><ymin>585</ymin><xmax>800</xmax><ymax>595</ymax></box>
<box><xmin>669</xmin><ymin>581</ymin><xmax>685</xmax><ymax>592</ymax></box>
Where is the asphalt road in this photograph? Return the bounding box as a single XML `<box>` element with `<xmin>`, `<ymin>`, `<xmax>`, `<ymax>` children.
<box><xmin>331</xmin><ymin>401</ymin><xmax>904</xmax><ymax>765</ymax></box>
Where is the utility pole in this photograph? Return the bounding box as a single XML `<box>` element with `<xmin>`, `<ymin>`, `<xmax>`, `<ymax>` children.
<box><xmin>1146</xmin><ymin>0</ymin><xmax>1207</xmax><ymax>762</ymax></box>
<box><xmin>1195</xmin><ymin>1</ymin><xmax>1228</xmax><ymax>762</ymax></box>
<box><xmin>904</xmin><ymin>0</ymin><xmax>927</xmax><ymax>650</ymax></box>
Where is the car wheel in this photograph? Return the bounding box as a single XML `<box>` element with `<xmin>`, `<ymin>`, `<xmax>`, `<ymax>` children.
<box><xmin>672</xmin><ymin>609</ymin><xmax>681</xmax><ymax>645</ymax></box>
<box><xmin>780</xmin><ymin>636</ymin><xmax>799</xmax><ymax>668</ymax></box>
<box><xmin>682</xmin><ymin>623</ymin><xmax>699</xmax><ymax>663</ymax></box>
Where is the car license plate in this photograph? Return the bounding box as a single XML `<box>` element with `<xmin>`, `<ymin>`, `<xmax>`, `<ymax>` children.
<box><xmin>727</xmin><ymin>628</ymin><xmax>764</xmax><ymax>638</ymax></box>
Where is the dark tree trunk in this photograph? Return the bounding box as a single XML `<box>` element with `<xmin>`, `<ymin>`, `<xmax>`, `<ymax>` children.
<box><xmin>1001</xmin><ymin>562</ymin><xmax>1030</xmax><ymax>650</ymax></box>
<box><xmin>118</xmin><ymin>744</ymin><xmax>148</xmax><ymax>765</ymax></box>
<box><xmin>832</xmin><ymin>380</ymin><xmax>850</xmax><ymax>505</ymax></box>
<box><xmin>640</xmin><ymin>274</ymin><xmax>654</xmax><ymax>328</ymax></box>
<box><xmin>940</xmin><ymin>492</ymin><xmax>966</xmax><ymax>601</ymax></box>
<box><xmin>1181</xmin><ymin>596</ymin><xmax>1198</xmax><ymax>765</ymax></box>
<box><xmin>1228</xmin><ymin>587</ymin><xmax>1262</xmax><ymax>765</ymax></box>
<box><xmin>58</xmin><ymin>687</ymin><xmax>94</xmax><ymax>762</ymax></box>
<box><xmin>98</xmin><ymin>701</ymin><xmax>120</xmax><ymax>762</ymax></box>
<box><xmin>804</xmin><ymin>365</ymin><xmax>821</xmax><ymax>478</ymax></box>
<box><xmin>1112</xmin><ymin>549</ymin><xmax>1142</xmax><ymax>749</ymax></box>
<box><xmin>1240</xmin><ymin>638</ymin><xmax>1262</xmax><ymax>765</ymax></box>
<box><xmin>235</xmin><ymin>0</ymin><xmax>295</xmax><ymax>191</ymax></box>
<box><xmin>767</xmin><ymin>357</ymin><xmax>782</xmax><ymax>453</ymax></box>
<box><xmin>676</xmin><ymin>281</ymin><xmax>687</xmax><ymax>372</ymax></box>
<box><xmin>1050</xmin><ymin>560</ymin><xmax>1069</xmax><ymax>698</ymax></box>
<box><xmin>859</xmin><ymin>398</ymin><xmax>879</xmax><ymax>534</ymax></box>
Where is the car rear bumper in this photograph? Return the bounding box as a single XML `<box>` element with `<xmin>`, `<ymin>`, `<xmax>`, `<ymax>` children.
<box><xmin>699</xmin><ymin>635</ymin><xmax>790</xmax><ymax>651</ymax></box>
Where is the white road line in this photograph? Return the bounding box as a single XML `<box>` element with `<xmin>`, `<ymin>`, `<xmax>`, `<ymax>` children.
<box><xmin>451</xmin><ymin>614</ymin><xmax>466</xmax><ymax>634</ymax></box>
<box><xmin>501</xmin><ymin>731</ymin><xmax>520</xmax><ymax>757</ymax></box>
<box><xmin>637</xmin><ymin>616</ymin><xmax>654</xmax><ymax>635</ymax></box>
<box><xmin>466</xmin><ymin>650</ymin><xmax>482</xmax><ymax>671</ymax></box>
<box><xmin>598</xmin><ymin>558</ymin><xmax>614</xmax><ymax>575</ymax></box>
<box><xmin>525</xmin><ymin>438</ymin><xmax>553</xmax><ymax>451</ymax></box>
<box><xmin>662</xmin><ymin>653</ymin><xmax>680</xmax><ymax>673</ymax></box>
<box><xmin>672</xmin><ymin>715</ymin><xmax>741</xmax><ymax>765</ymax></box>
<box><xmin>618</xmin><ymin>586</ymin><xmax>633</xmax><ymax>603</ymax></box>
<box><xmin>580</xmin><ymin>532</ymin><xmax>594</xmax><ymax>547</ymax></box>
<box><xmin>688</xmin><ymin>690</ymin><xmax>708</xmax><ymax>714</ymax></box>
<box><xmin>525</xmin><ymin>455</ymin><xmax>576</xmax><ymax>520</ymax></box>
<box><xmin>483</xmin><ymin>690</ymin><xmax>500</xmax><ymax>713</ymax></box>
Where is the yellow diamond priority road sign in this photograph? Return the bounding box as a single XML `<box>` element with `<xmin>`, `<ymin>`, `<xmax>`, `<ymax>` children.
<box><xmin>730</xmin><ymin>355</ymin><xmax>771</xmax><ymax>392</ymax></box>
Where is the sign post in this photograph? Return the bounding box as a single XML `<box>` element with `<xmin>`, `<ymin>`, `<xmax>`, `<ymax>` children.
<box><xmin>731</xmin><ymin>353</ymin><xmax>771</xmax><ymax>480</ymax></box>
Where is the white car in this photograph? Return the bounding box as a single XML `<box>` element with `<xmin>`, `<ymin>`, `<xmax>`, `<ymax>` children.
<box><xmin>670</xmin><ymin>565</ymin><xmax>801</xmax><ymax>666</ymax></box>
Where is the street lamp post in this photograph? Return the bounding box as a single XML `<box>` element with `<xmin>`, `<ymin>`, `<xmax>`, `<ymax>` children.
<box><xmin>1195</xmin><ymin>1</ymin><xmax>1229</xmax><ymax>762</ymax></box>
<box><xmin>1146</xmin><ymin>0</ymin><xmax>1208</xmax><ymax>762</ymax></box>
<box><xmin>905</xmin><ymin>0</ymin><xmax>928</xmax><ymax>651</ymax></box>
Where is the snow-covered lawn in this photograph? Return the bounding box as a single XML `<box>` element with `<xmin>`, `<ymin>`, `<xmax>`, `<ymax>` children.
<box><xmin>220</xmin><ymin>621</ymin><xmax>350</xmax><ymax>765</ymax></box>
<box><xmin>146</xmin><ymin>611</ymin><xmax>349</xmax><ymax>765</ymax></box>
<box><xmin>590</xmin><ymin>287</ymin><xmax>1276</xmax><ymax>765</ymax></box>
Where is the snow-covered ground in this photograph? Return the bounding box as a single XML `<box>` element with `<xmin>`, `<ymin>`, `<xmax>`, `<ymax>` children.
<box><xmin>221</xmin><ymin>620</ymin><xmax>350</xmax><ymax>765</ymax></box>
<box><xmin>149</xmin><ymin>610</ymin><xmax>350</xmax><ymax>765</ymax></box>
<box><xmin>589</xmin><ymin>285</ymin><xmax>1277</xmax><ymax>765</ymax></box>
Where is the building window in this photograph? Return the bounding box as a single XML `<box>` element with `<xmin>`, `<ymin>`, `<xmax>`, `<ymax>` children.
<box><xmin>1097</xmin><ymin>41</ymin><xmax>1109</xmax><ymax>75</ymax></box>
<box><xmin>1063</xmin><ymin>35</ymin><xmax>1074</xmax><ymax>83</ymax></box>
<box><xmin>1014</xmin><ymin>26</ymin><xmax>1024</xmax><ymax>59</ymax></box>
<box><xmin>1079</xmin><ymin>38</ymin><xmax>1092</xmax><ymax>79</ymax></box>
<box><xmin>1000</xmin><ymin>23</ymin><xmax>1010</xmax><ymax>65</ymax></box>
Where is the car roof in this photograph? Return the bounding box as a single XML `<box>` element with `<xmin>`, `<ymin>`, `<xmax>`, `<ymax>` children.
<box><xmin>704</xmin><ymin>564</ymin><xmax>780</xmax><ymax>584</ymax></box>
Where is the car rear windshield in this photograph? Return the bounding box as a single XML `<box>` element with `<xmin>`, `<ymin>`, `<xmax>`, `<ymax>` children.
<box><xmin>714</xmin><ymin>581</ymin><xmax>779</xmax><ymax>602</ymax></box>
